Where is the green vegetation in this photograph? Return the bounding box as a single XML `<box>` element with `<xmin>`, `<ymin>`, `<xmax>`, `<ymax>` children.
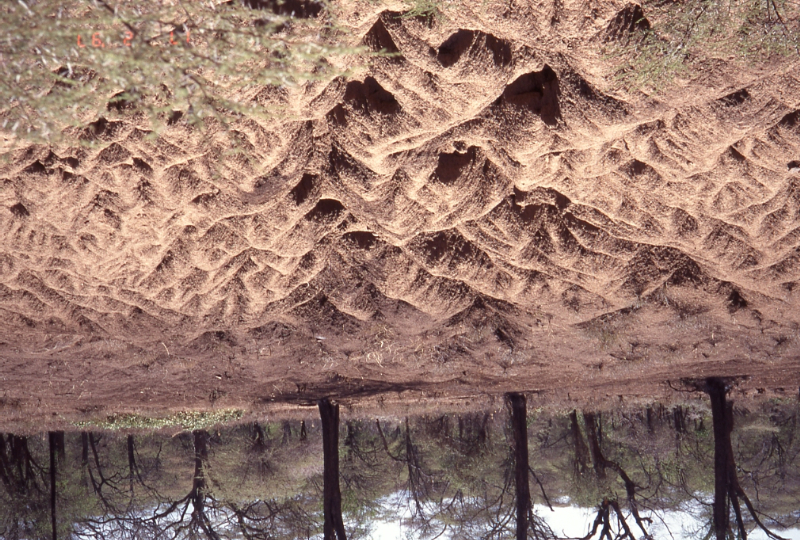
<box><xmin>72</xmin><ymin>408</ymin><xmax>244</xmax><ymax>430</ymax></box>
<box><xmin>401</xmin><ymin>0</ymin><xmax>445</xmax><ymax>21</ymax></box>
<box><xmin>609</xmin><ymin>0</ymin><xmax>800</xmax><ymax>93</ymax></box>
<box><xmin>0</xmin><ymin>0</ymin><xmax>366</xmax><ymax>147</ymax></box>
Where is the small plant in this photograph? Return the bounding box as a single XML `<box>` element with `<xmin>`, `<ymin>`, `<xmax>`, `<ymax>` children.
<box><xmin>597</xmin><ymin>326</ymin><xmax>619</xmax><ymax>351</ymax></box>
<box><xmin>73</xmin><ymin>408</ymin><xmax>244</xmax><ymax>431</ymax></box>
<box><xmin>401</xmin><ymin>0</ymin><xmax>444</xmax><ymax>22</ymax></box>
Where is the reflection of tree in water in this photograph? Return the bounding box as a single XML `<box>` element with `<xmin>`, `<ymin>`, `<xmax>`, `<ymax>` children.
<box><xmin>76</xmin><ymin>430</ymin><xmax>219</xmax><ymax>537</ymax></box>
<box><xmin>371</xmin><ymin>396</ymin><xmax>555</xmax><ymax>540</ymax></box>
<box><xmin>339</xmin><ymin>418</ymin><xmax>402</xmax><ymax>537</ymax></box>
<box><xmin>375</xmin><ymin>417</ymin><xmax>432</xmax><ymax>518</ymax></box>
<box><xmin>72</xmin><ymin>426</ymin><xmax>322</xmax><ymax>539</ymax></box>
<box><xmin>0</xmin><ymin>434</ymin><xmax>49</xmax><ymax>539</ymax></box>
<box><xmin>1</xmin><ymin>390</ymin><xmax>799</xmax><ymax>539</ymax></box>
<box><xmin>508</xmin><ymin>393</ymin><xmax>556</xmax><ymax>540</ymax></box>
<box><xmin>557</xmin><ymin>381</ymin><xmax>800</xmax><ymax>540</ymax></box>
<box><xmin>573</xmin><ymin>411</ymin><xmax>652</xmax><ymax>539</ymax></box>
<box><xmin>319</xmin><ymin>398</ymin><xmax>347</xmax><ymax>540</ymax></box>
<box><xmin>703</xmin><ymin>377</ymin><xmax>791</xmax><ymax>540</ymax></box>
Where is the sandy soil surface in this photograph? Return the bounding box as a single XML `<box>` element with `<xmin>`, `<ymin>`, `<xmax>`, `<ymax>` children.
<box><xmin>1</xmin><ymin>0</ymin><xmax>800</xmax><ymax>428</ymax></box>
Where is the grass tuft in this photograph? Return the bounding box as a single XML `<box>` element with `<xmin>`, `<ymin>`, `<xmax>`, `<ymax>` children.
<box><xmin>401</xmin><ymin>0</ymin><xmax>445</xmax><ymax>21</ymax></box>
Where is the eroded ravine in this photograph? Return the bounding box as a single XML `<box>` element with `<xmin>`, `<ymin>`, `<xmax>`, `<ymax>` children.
<box><xmin>1</xmin><ymin>0</ymin><xmax>799</xmax><ymax>424</ymax></box>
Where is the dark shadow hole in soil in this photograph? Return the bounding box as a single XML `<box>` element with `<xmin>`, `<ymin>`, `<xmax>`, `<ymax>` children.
<box><xmin>155</xmin><ymin>251</ymin><xmax>174</xmax><ymax>273</ymax></box>
<box><xmin>290</xmin><ymin>173</ymin><xmax>316</xmax><ymax>205</ymax></box>
<box><xmin>305</xmin><ymin>199</ymin><xmax>345</xmax><ymax>222</ymax></box>
<box><xmin>626</xmin><ymin>159</ymin><xmax>649</xmax><ymax>176</ymax></box>
<box><xmin>498</xmin><ymin>65</ymin><xmax>561</xmax><ymax>125</ymax></box>
<box><xmin>241</xmin><ymin>0</ymin><xmax>323</xmax><ymax>18</ymax></box>
<box><xmin>788</xmin><ymin>160</ymin><xmax>800</xmax><ymax>171</ymax></box>
<box><xmin>363</xmin><ymin>16</ymin><xmax>400</xmax><ymax>54</ymax></box>
<box><xmin>719</xmin><ymin>89</ymin><xmax>750</xmax><ymax>106</ymax></box>
<box><xmin>552</xmin><ymin>189</ymin><xmax>571</xmax><ymax>211</ymax></box>
<box><xmin>422</xmin><ymin>231</ymin><xmax>451</xmax><ymax>262</ymax></box>
<box><xmin>342</xmin><ymin>231</ymin><xmax>377</xmax><ymax>249</ymax></box>
<box><xmin>421</xmin><ymin>230</ymin><xmax>477</xmax><ymax>265</ymax></box>
<box><xmin>107</xmin><ymin>90</ymin><xmax>140</xmax><ymax>112</ymax></box>
<box><xmin>22</xmin><ymin>160</ymin><xmax>47</xmax><ymax>175</ymax></box>
<box><xmin>726</xmin><ymin>146</ymin><xmax>746</xmax><ymax>162</ymax></box>
<box><xmin>605</xmin><ymin>3</ymin><xmax>650</xmax><ymax>41</ymax></box>
<box><xmin>132</xmin><ymin>157</ymin><xmax>153</xmax><ymax>175</ymax></box>
<box><xmin>437</xmin><ymin>29</ymin><xmax>511</xmax><ymax>68</ymax></box>
<box><xmin>727</xmin><ymin>289</ymin><xmax>748</xmax><ymax>312</ymax></box>
<box><xmin>779</xmin><ymin>110</ymin><xmax>799</xmax><ymax>128</ymax></box>
<box><xmin>343</xmin><ymin>77</ymin><xmax>400</xmax><ymax>115</ymax></box>
<box><xmin>191</xmin><ymin>193</ymin><xmax>216</xmax><ymax>206</ymax></box>
<box><xmin>327</xmin><ymin>103</ymin><xmax>347</xmax><ymax>126</ymax></box>
<box><xmin>437</xmin><ymin>29</ymin><xmax>475</xmax><ymax>67</ymax></box>
<box><xmin>167</xmin><ymin>110</ymin><xmax>184</xmax><ymax>125</ymax></box>
<box><xmin>53</xmin><ymin>66</ymin><xmax>74</xmax><ymax>89</ymax></box>
<box><xmin>84</xmin><ymin>117</ymin><xmax>109</xmax><ymax>139</ymax></box>
<box><xmin>433</xmin><ymin>146</ymin><xmax>477</xmax><ymax>184</ymax></box>
<box><xmin>10</xmin><ymin>203</ymin><xmax>30</xmax><ymax>218</ymax></box>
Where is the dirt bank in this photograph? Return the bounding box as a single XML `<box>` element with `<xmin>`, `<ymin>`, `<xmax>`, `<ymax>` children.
<box><xmin>1</xmin><ymin>0</ymin><xmax>800</xmax><ymax>428</ymax></box>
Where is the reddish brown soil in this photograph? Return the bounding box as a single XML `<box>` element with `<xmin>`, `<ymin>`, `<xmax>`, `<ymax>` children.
<box><xmin>1</xmin><ymin>0</ymin><xmax>800</xmax><ymax>430</ymax></box>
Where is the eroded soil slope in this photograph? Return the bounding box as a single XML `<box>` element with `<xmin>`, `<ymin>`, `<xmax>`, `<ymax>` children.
<box><xmin>1</xmin><ymin>0</ymin><xmax>800</xmax><ymax>423</ymax></box>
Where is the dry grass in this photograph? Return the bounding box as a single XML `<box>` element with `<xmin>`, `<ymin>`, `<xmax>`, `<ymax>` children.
<box><xmin>608</xmin><ymin>0</ymin><xmax>800</xmax><ymax>93</ymax></box>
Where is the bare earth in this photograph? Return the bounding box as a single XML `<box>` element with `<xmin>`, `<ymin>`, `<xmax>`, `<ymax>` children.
<box><xmin>1</xmin><ymin>0</ymin><xmax>800</xmax><ymax>428</ymax></box>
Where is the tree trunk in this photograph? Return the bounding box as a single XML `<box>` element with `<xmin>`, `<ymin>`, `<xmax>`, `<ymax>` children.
<box><xmin>404</xmin><ymin>417</ymin><xmax>424</xmax><ymax>515</ymax></box>
<box><xmin>48</xmin><ymin>432</ymin><xmax>58</xmax><ymax>540</ymax></box>
<box><xmin>282</xmin><ymin>421</ymin><xmax>292</xmax><ymax>445</ymax></box>
<box><xmin>252</xmin><ymin>422</ymin><xmax>268</xmax><ymax>452</ymax></box>
<box><xmin>11</xmin><ymin>436</ymin><xmax>29</xmax><ymax>485</ymax></box>
<box><xmin>52</xmin><ymin>432</ymin><xmax>65</xmax><ymax>463</ymax></box>
<box><xmin>570</xmin><ymin>410</ymin><xmax>589</xmax><ymax>477</ymax></box>
<box><xmin>344</xmin><ymin>421</ymin><xmax>356</xmax><ymax>462</ymax></box>
<box><xmin>708</xmin><ymin>378</ymin><xmax>731</xmax><ymax>540</ymax></box>
<box><xmin>127</xmin><ymin>435</ymin><xmax>137</xmax><ymax>495</ymax></box>
<box><xmin>584</xmin><ymin>412</ymin><xmax>606</xmax><ymax>480</ymax></box>
<box><xmin>508</xmin><ymin>393</ymin><xmax>530</xmax><ymax>540</ymax></box>
<box><xmin>673</xmin><ymin>406</ymin><xmax>686</xmax><ymax>434</ymax></box>
<box><xmin>479</xmin><ymin>412</ymin><xmax>490</xmax><ymax>444</ymax></box>
<box><xmin>191</xmin><ymin>430</ymin><xmax>210</xmax><ymax>522</ymax></box>
<box><xmin>319</xmin><ymin>398</ymin><xmax>347</xmax><ymax>540</ymax></box>
<box><xmin>0</xmin><ymin>433</ymin><xmax>10</xmax><ymax>489</ymax></box>
<box><xmin>80</xmin><ymin>432</ymin><xmax>89</xmax><ymax>488</ymax></box>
